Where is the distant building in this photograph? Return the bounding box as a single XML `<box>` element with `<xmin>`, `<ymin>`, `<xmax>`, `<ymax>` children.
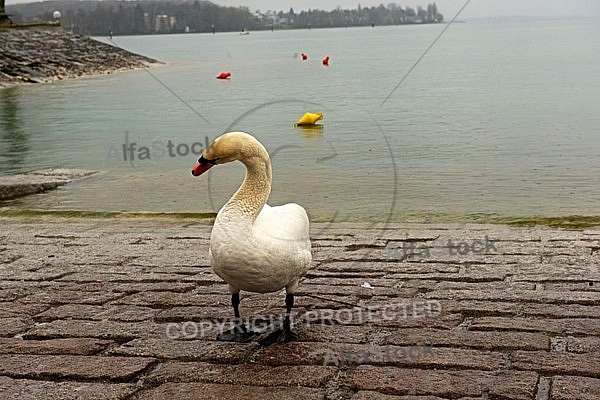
<box><xmin>155</xmin><ymin>14</ymin><xmax>175</xmax><ymax>33</ymax></box>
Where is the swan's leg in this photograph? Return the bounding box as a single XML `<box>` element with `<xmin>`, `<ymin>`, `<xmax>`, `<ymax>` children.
<box><xmin>216</xmin><ymin>293</ymin><xmax>258</xmax><ymax>343</ymax></box>
<box><xmin>259</xmin><ymin>293</ymin><xmax>299</xmax><ymax>346</ymax></box>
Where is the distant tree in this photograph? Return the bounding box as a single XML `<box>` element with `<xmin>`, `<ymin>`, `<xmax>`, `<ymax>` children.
<box><xmin>6</xmin><ymin>0</ymin><xmax>443</xmax><ymax>34</ymax></box>
<box><xmin>0</xmin><ymin>0</ymin><xmax>9</xmax><ymax>24</ymax></box>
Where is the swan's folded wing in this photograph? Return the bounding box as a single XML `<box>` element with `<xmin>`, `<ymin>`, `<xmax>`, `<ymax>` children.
<box><xmin>254</xmin><ymin>203</ymin><xmax>310</xmax><ymax>244</ymax></box>
<box><xmin>254</xmin><ymin>203</ymin><xmax>311</xmax><ymax>267</ymax></box>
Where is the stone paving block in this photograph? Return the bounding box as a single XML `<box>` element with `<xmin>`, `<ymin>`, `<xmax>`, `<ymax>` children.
<box><xmin>437</xmin><ymin>300</ymin><xmax>521</xmax><ymax>317</ymax></box>
<box><xmin>470</xmin><ymin>317</ymin><xmax>600</xmax><ymax>335</ymax></box>
<box><xmin>110</xmin><ymin>338</ymin><xmax>257</xmax><ymax>363</ymax></box>
<box><xmin>139</xmin><ymin>382</ymin><xmax>327</xmax><ymax>400</ymax></box>
<box><xmin>155</xmin><ymin>306</ymin><xmax>248</xmax><ymax>324</ymax></box>
<box><xmin>384</xmin><ymin>270</ymin><xmax>509</xmax><ymax>282</ymax></box>
<box><xmin>0</xmin><ymin>318</ymin><xmax>31</xmax><ymax>337</ymax></box>
<box><xmin>18</xmin><ymin>289</ymin><xmax>124</xmax><ymax>305</ymax></box>
<box><xmin>424</xmin><ymin>289</ymin><xmax>600</xmax><ymax>304</ymax></box>
<box><xmin>567</xmin><ymin>336</ymin><xmax>600</xmax><ymax>353</ymax></box>
<box><xmin>512</xmin><ymin>350</ymin><xmax>600</xmax><ymax>377</ymax></box>
<box><xmin>439</xmin><ymin>300</ymin><xmax>600</xmax><ymax>319</ymax></box>
<box><xmin>304</xmin><ymin>277</ymin><xmax>400</xmax><ymax>288</ymax></box>
<box><xmin>517</xmin><ymin>302</ymin><xmax>600</xmax><ymax>318</ymax></box>
<box><xmin>55</xmin><ymin>272</ymin><xmax>190</xmax><ymax>283</ymax></box>
<box><xmin>317</xmin><ymin>261</ymin><xmax>460</xmax><ymax>274</ymax></box>
<box><xmin>0</xmin><ymin>376</ymin><xmax>139</xmax><ymax>400</ymax></box>
<box><xmin>0</xmin><ymin>287</ymin><xmax>35</xmax><ymax>302</ymax></box>
<box><xmin>352</xmin><ymin>392</ymin><xmax>459</xmax><ymax>400</ymax></box>
<box><xmin>545</xmin><ymin>282</ymin><xmax>600</xmax><ymax>292</ymax></box>
<box><xmin>0</xmin><ymin>337</ymin><xmax>112</xmax><ymax>355</ymax></box>
<box><xmin>350</xmin><ymin>366</ymin><xmax>537</xmax><ymax>399</ymax></box>
<box><xmin>0</xmin><ymin>354</ymin><xmax>156</xmax><ymax>380</ymax></box>
<box><xmin>0</xmin><ymin>302</ymin><xmax>49</xmax><ymax>318</ymax></box>
<box><xmin>0</xmin><ymin>268</ymin><xmax>73</xmax><ymax>281</ymax></box>
<box><xmin>384</xmin><ymin>328</ymin><xmax>550</xmax><ymax>351</ymax></box>
<box><xmin>294</xmin><ymin>324</ymin><xmax>376</xmax><ymax>344</ymax></box>
<box><xmin>107</xmin><ymin>282</ymin><xmax>197</xmax><ymax>293</ymax></box>
<box><xmin>432</xmin><ymin>281</ymin><xmax>534</xmax><ymax>291</ymax></box>
<box><xmin>34</xmin><ymin>304</ymin><xmax>156</xmax><ymax>322</ymax></box>
<box><xmin>0</xmin><ymin>279</ymin><xmax>56</xmax><ymax>289</ymax></box>
<box><xmin>257</xmin><ymin>342</ymin><xmax>502</xmax><ymax>370</ymax></box>
<box><xmin>115</xmin><ymin>292</ymin><xmax>230</xmax><ymax>307</ymax></box>
<box><xmin>23</xmin><ymin>319</ymin><xmax>167</xmax><ymax>340</ymax></box>
<box><xmin>146</xmin><ymin>361</ymin><xmax>336</xmax><ymax>387</ymax></box>
<box><xmin>296</xmin><ymin>283</ymin><xmax>419</xmax><ymax>298</ymax></box>
<box><xmin>306</xmin><ymin>270</ymin><xmax>387</xmax><ymax>279</ymax></box>
<box><xmin>551</xmin><ymin>375</ymin><xmax>600</xmax><ymax>400</ymax></box>
<box><xmin>293</xmin><ymin>294</ymin><xmax>362</xmax><ymax>310</ymax></box>
<box><xmin>510</xmin><ymin>263</ymin><xmax>600</xmax><ymax>282</ymax></box>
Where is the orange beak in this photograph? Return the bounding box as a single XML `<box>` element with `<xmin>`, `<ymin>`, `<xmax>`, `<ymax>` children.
<box><xmin>192</xmin><ymin>157</ymin><xmax>215</xmax><ymax>176</ymax></box>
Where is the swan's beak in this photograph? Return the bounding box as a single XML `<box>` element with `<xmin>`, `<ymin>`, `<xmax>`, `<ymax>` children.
<box><xmin>192</xmin><ymin>158</ymin><xmax>214</xmax><ymax>176</ymax></box>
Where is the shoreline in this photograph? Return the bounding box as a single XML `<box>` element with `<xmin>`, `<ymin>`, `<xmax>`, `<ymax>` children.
<box><xmin>1</xmin><ymin>169</ymin><xmax>598</xmax><ymax>228</ymax></box>
<box><xmin>0</xmin><ymin>26</ymin><xmax>160</xmax><ymax>88</ymax></box>
<box><xmin>1</xmin><ymin>208</ymin><xmax>600</xmax><ymax>229</ymax></box>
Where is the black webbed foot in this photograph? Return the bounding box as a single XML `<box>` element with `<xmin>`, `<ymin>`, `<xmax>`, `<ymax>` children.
<box><xmin>217</xmin><ymin>320</ymin><xmax>258</xmax><ymax>343</ymax></box>
<box><xmin>259</xmin><ymin>325</ymin><xmax>299</xmax><ymax>346</ymax></box>
<box><xmin>259</xmin><ymin>293</ymin><xmax>298</xmax><ymax>346</ymax></box>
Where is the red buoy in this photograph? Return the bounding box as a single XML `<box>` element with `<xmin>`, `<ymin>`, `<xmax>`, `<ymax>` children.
<box><xmin>216</xmin><ymin>72</ymin><xmax>231</xmax><ymax>79</ymax></box>
<box><xmin>301</xmin><ymin>53</ymin><xmax>308</xmax><ymax>60</ymax></box>
<box><xmin>322</xmin><ymin>56</ymin><xmax>330</xmax><ymax>66</ymax></box>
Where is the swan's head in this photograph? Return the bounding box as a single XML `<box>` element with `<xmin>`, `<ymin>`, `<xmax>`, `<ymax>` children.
<box><xmin>191</xmin><ymin>131</ymin><xmax>267</xmax><ymax>177</ymax></box>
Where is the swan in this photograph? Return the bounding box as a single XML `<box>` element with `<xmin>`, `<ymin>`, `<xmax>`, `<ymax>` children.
<box><xmin>191</xmin><ymin>131</ymin><xmax>312</xmax><ymax>345</ymax></box>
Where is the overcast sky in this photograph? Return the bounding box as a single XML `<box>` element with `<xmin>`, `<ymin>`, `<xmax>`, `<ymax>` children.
<box><xmin>6</xmin><ymin>0</ymin><xmax>600</xmax><ymax>18</ymax></box>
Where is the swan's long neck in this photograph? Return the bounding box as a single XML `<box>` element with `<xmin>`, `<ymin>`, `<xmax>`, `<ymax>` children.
<box><xmin>222</xmin><ymin>149</ymin><xmax>272</xmax><ymax>221</ymax></box>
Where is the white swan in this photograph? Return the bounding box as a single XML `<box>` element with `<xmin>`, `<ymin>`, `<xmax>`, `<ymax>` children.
<box><xmin>191</xmin><ymin>131</ymin><xmax>312</xmax><ymax>344</ymax></box>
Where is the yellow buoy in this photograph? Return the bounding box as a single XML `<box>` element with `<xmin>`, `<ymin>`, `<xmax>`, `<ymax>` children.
<box><xmin>295</xmin><ymin>112</ymin><xmax>323</xmax><ymax>126</ymax></box>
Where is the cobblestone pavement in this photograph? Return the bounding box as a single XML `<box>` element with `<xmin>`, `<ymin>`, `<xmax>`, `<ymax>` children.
<box><xmin>0</xmin><ymin>215</ymin><xmax>599</xmax><ymax>399</ymax></box>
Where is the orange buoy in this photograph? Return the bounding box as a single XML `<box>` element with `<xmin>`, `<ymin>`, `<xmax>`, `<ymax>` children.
<box><xmin>322</xmin><ymin>56</ymin><xmax>330</xmax><ymax>66</ymax></box>
<box><xmin>301</xmin><ymin>53</ymin><xmax>308</xmax><ymax>60</ymax></box>
<box><xmin>216</xmin><ymin>72</ymin><xmax>231</xmax><ymax>79</ymax></box>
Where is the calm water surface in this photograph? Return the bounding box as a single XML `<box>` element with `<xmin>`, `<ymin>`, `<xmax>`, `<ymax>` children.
<box><xmin>1</xmin><ymin>18</ymin><xmax>599</xmax><ymax>222</ymax></box>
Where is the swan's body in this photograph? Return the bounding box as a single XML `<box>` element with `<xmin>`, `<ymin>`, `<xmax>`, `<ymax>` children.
<box><xmin>192</xmin><ymin>131</ymin><xmax>311</xmax><ymax>344</ymax></box>
<box><xmin>211</xmin><ymin>203</ymin><xmax>311</xmax><ymax>294</ymax></box>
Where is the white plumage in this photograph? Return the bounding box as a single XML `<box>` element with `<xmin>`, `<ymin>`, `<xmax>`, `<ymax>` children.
<box><xmin>211</xmin><ymin>203</ymin><xmax>312</xmax><ymax>294</ymax></box>
<box><xmin>191</xmin><ymin>131</ymin><xmax>311</xmax><ymax>344</ymax></box>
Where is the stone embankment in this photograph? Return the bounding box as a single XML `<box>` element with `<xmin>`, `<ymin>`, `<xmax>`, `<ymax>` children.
<box><xmin>0</xmin><ymin>26</ymin><xmax>158</xmax><ymax>87</ymax></box>
<box><xmin>0</xmin><ymin>169</ymin><xmax>97</xmax><ymax>201</ymax></box>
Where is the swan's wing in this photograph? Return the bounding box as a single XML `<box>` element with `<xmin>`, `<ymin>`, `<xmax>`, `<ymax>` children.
<box><xmin>254</xmin><ymin>203</ymin><xmax>312</xmax><ymax>293</ymax></box>
<box><xmin>254</xmin><ymin>203</ymin><xmax>311</xmax><ymax>246</ymax></box>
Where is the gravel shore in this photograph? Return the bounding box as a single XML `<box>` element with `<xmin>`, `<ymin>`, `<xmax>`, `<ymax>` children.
<box><xmin>0</xmin><ymin>26</ymin><xmax>158</xmax><ymax>87</ymax></box>
<box><xmin>0</xmin><ymin>215</ymin><xmax>599</xmax><ymax>399</ymax></box>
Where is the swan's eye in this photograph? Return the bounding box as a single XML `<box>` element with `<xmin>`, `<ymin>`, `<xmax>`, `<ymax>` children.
<box><xmin>199</xmin><ymin>156</ymin><xmax>218</xmax><ymax>165</ymax></box>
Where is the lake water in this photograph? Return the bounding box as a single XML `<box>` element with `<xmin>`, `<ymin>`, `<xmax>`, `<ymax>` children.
<box><xmin>1</xmin><ymin>18</ymin><xmax>599</xmax><ymax>223</ymax></box>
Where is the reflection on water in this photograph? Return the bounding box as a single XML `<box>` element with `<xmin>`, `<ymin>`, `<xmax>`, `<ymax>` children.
<box><xmin>0</xmin><ymin>88</ymin><xmax>29</xmax><ymax>173</ymax></box>
<box><xmin>295</xmin><ymin>124</ymin><xmax>324</xmax><ymax>139</ymax></box>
